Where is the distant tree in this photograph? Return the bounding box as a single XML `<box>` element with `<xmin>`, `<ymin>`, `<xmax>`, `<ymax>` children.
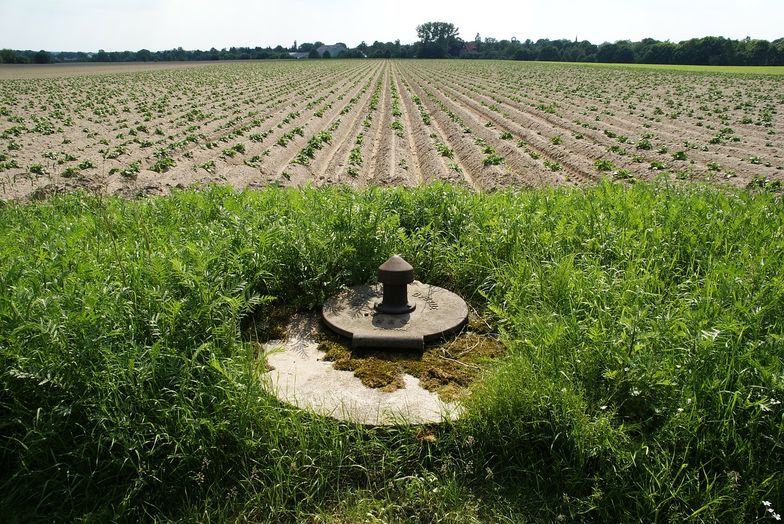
<box><xmin>638</xmin><ymin>41</ymin><xmax>675</xmax><ymax>64</ymax></box>
<box><xmin>513</xmin><ymin>48</ymin><xmax>534</xmax><ymax>61</ymax></box>
<box><xmin>416</xmin><ymin>21</ymin><xmax>460</xmax><ymax>58</ymax></box>
<box><xmin>299</xmin><ymin>42</ymin><xmax>315</xmax><ymax>52</ymax></box>
<box><xmin>597</xmin><ymin>43</ymin><xmax>619</xmax><ymax>63</ymax></box>
<box><xmin>417</xmin><ymin>21</ymin><xmax>459</xmax><ymax>44</ymax></box>
<box><xmin>323</xmin><ymin>50</ymin><xmax>331</xmax><ymax>59</ymax></box>
<box><xmin>418</xmin><ymin>42</ymin><xmax>445</xmax><ymax>59</ymax></box>
<box><xmin>746</xmin><ymin>39</ymin><xmax>773</xmax><ymax>65</ymax></box>
<box><xmin>33</xmin><ymin>50</ymin><xmax>51</xmax><ymax>64</ymax></box>
<box><xmin>538</xmin><ymin>45</ymin><xmax>561</xmax><ymax>61</ymax></box>
<box><xmin>314</xmin><ymin>41</ymin><xmax>325</xmax><ymax>49</ymax></box>
<box><xmin>172</xmin><ymin>46</ymin><xmax>187</xmax><ymax>61</ymax></box>
<box><xmin>0</xmin><ymin>49</ymin><xmax>25</xmax><ymax>63</ymax></box>
<box><xmin>0</xmin><ymin>32</ymin><xmax>779</xmax><ymax>66</ymax></box>
<box><xmin>614</xmin><ymin>41</ymin><xmax>635</xmax><ymax>63</ymax></box>
<box><xmin>308</xmin><ymin>48</ymin><xmax>320</xmax><ymax>59</ymax></box>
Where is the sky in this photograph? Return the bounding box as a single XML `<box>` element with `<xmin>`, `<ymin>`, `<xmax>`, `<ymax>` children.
<box><xmin>0</xmin><ymin>0</ymin><xmax>781</xmax><ymax>52</ymax></box>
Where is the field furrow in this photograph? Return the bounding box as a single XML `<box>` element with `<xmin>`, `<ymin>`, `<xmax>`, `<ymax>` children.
<box><xmin>366</xmin><ymin>65</ymin><xmax>394</xmax><ymax>186</ymax></box>
<box><xmin>406</xmin><ymin>65</ymin><xmax>577</xmax><ymax>186</ymax></box>
<box><xmin>395</xmin><ymin>69</ymin><xmax>453</xmax><ymax>185</ymax></box>
<box><xmin>399</xmin><ymin>69</ymin><xmax>488</xmax><ymax>188</ymax></box>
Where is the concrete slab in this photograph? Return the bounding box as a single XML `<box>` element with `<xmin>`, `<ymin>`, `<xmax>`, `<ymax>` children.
<box><xmin>263</xmin><ymin>313</ymin><xmax>462</xmax><ymax>426</ymax></box>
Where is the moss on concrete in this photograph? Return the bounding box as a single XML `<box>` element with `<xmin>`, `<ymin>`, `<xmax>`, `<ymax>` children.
<box><xmin>318</xmin><ymin>312</ymin><xmax>504</xmax><ymax>401</ymax></box>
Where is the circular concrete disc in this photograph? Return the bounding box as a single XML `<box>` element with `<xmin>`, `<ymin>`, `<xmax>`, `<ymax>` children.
<box><xmin>322</xmin><ymin>282</ymin><xmax>468</xmax><ymax>349</ymax></box>
<box><xmin>263</xmin><ymin>313</ymin><xmax>462</xmax><ymax>426</ymax></box>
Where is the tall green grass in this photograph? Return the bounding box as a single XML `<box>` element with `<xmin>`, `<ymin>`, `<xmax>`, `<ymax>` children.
<box><xmin>1</xmin><ymin>182</ymin><xmax>782</xmax><ymax>521</ymax></box>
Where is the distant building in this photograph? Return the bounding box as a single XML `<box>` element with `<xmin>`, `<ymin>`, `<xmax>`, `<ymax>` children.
<box><xmin>289</xmin><ymin>43</ymin><xmax>348</xmax><ymax>59</ymax></box>
<box><xmin>316</xmin><ymin>43</ymin><xmax>348</xmax><ymax>58</ymax></box>
<box><xmin>460</xmin><ymin>42</ymin><xmax>479</xmax><ymax>57</ymax></box>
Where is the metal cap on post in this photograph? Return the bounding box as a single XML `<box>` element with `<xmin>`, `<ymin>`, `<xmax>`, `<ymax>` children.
<box><xmin>375</xmin><ymin>255</ymin><xmax>416</xmax><ymax>315</ymax></box>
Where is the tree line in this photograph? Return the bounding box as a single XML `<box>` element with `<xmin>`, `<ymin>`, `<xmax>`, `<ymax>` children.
<box><xmin>1</xmin><ymin>23</ymin><xmax>782</xmax><ymax>66</ymax></box>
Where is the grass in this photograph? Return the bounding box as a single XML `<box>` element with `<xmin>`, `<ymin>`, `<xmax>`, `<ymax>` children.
<box><xmin>1</xmin><ymin>181</ymin><xmax>783</xmax><ymax>521</ymax></box>
<box><xmin>545</xmin><ymin>61</ymin><xmax>784</xmax><ymax>75</ymax></box>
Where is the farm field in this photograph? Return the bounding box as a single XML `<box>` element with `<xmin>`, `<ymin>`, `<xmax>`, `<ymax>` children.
<box><xmin>2</xmin><ymin>58</ymin><xmax>784</xmax><ymax>522</ymax></box>
<box><xmin>1</xmin><ymin>59</ymin><xmax>783</xmax><ymax>200</ymax></box>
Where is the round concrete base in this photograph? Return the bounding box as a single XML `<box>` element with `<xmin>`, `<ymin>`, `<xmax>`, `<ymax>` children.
<box><xmin>322</xmin><ymin>282</ymin><xmax>468</xmax><ymax>350</ymax></box>
<box><xmin>263</xmin><ymin>313</ymin><xmax>462</xmax><ymax>426</ymax></box>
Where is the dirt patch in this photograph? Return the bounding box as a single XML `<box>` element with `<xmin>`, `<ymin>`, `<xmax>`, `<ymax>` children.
<box><xmin>316</xmin><ymin>314</ymin><xmax>504</xmax><ymax>401</ymax></box>
<box><xmin>0</xmin><ymin>61</ymin><xmax>217</xmax><ymax>80</ymax></box>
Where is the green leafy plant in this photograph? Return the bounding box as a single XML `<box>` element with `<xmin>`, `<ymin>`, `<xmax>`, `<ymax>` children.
<box><xmin>435</xmin><ymin>142</ymin><xmax>453</xmax><ymax>158</ymax></box>
<box><xmin>29</xmin><ymin>163</ymin><xmax>47</xmax><ymax>175</ymax></box>
<box><xmin>200</xmin><ymin>160</ymin><xmax>216</xmax><ymax>173</ymax></box>
<box><xmin>636</xmin><ymin>139</ymin><xmax>653</xmax><ymax>150</ymax></box>
<box><xmin>595</xmin><ymin>159</ymin><xmax>617</xmax><ymax>172</ymax></box>
<box><xmin>672</xmin><ymin>151</ymin><xmax>688</xmax><ymax>161</ymax></box>
<box><xmin>150</xmin><ymin>156</ymin><xmax>175</xmax><ymax>173</ymax></box>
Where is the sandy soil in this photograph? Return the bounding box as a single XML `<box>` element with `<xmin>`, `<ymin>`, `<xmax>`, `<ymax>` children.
<box><xmin>0</xmin><ymin>61</ymin><xmax>220</xmax><ymax>80</ymax></box>
<box><xmin>1</xmin><ymin>60</ymin><xmax>782</xmax><ymax>201</ymax></box>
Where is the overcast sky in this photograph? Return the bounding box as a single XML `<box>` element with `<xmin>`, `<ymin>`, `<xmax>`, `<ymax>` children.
<box><xmin>0</xmin><ymin>0</ymin><xmax>781</xmax><ymax>52</ymax></box>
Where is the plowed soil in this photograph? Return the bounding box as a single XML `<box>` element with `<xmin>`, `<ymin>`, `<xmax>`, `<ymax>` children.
<box><xmin>1</xmin><ymin>59</ymin><xmax>782</xmax><ymax>201</ymax></box>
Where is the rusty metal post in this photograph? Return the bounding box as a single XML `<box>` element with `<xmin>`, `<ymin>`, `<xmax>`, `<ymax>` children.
<box><xmin>375</xmin><ymin>255</ymin><xmax>416</xmax><ymax>314</ymax></box>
